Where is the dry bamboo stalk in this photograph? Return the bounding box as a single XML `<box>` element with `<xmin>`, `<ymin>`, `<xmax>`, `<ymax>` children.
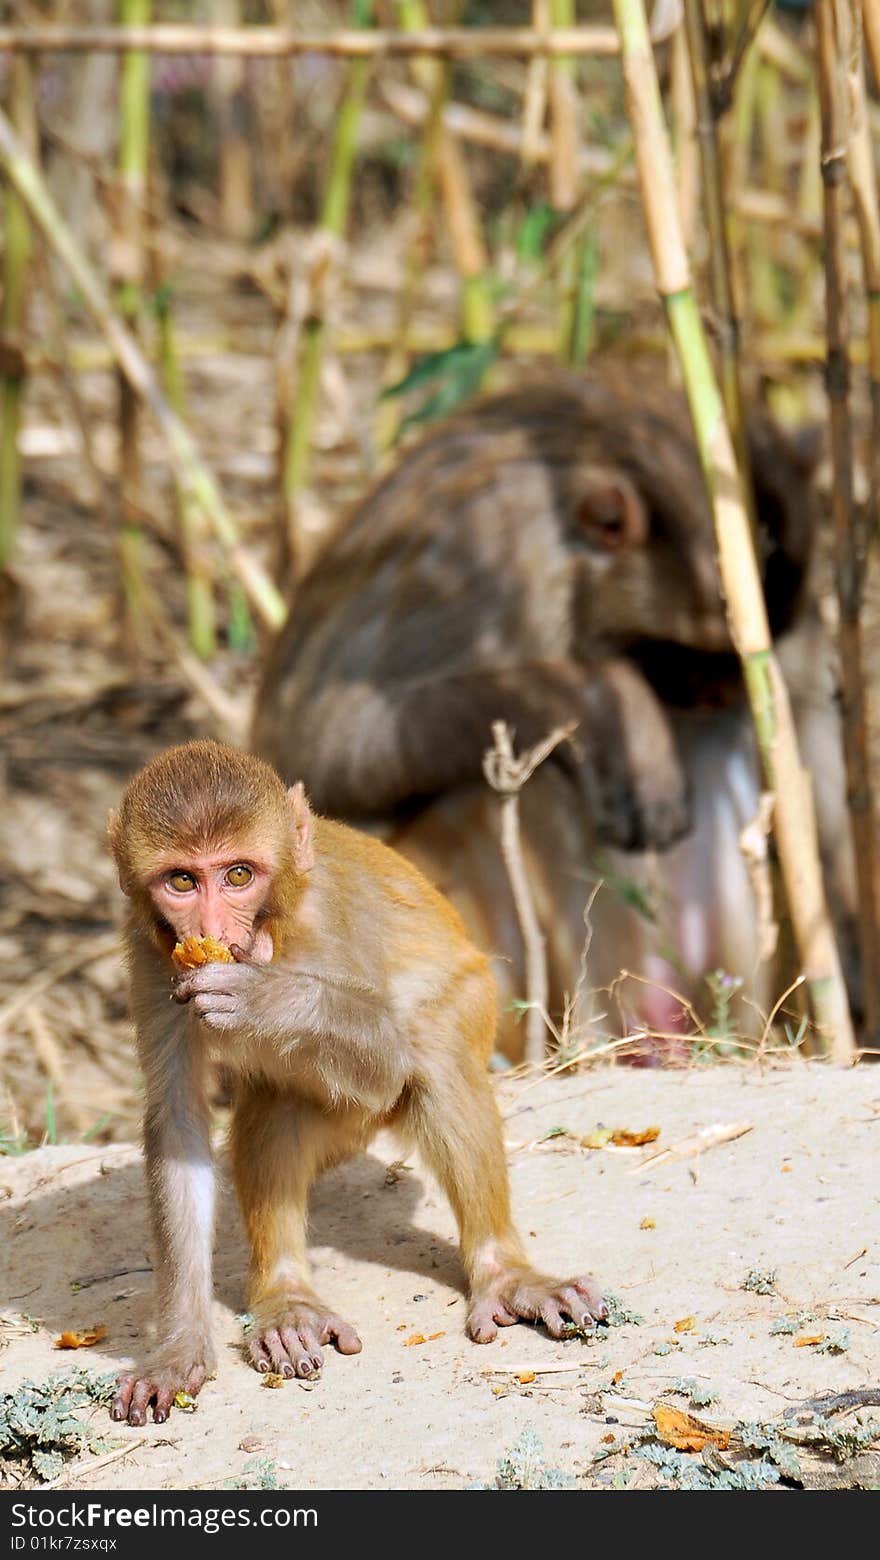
<box><xmin>0</xmin><ymin>103</ymin><xmax>286</xmax><ymax>629</ymax></box>
<box><xmin>816</xmin><ymin>0</ymin><xmax>880</xmax><ymax>1043</ymax></box>
<box><xmin>613</xmin><ymin>0</ymin><xmax>855</xmax><ymax>1059</ymax></box>
<box><xmin>671</xmin><ymin>21</ymin><xmax>699</xmax><ymax>254</ymax></box>
<box><xmin>845</xmin><ymin>17</ymin><xmax>880</xmax><ymax>548</ymax></box>
<box><xmin>0</xmin><ymin>25</ymin><xmax>621</xmax><ymax>58</ymax></box>
<box><xmin>549</xmin><ymin>0</ymin><xmax>578</xmax><ymax>213</ymax></box>
<box><xmin>520</xmin><ymin>0</ymin><xmax>551</xmax><ymax>170</ymax></box>
<box><xmin>682</xmin><ymin>0</ymin><xmax>755</xmax><ymax>528</ymax></box>
<box><xmin>0</xmin><ymin>49</ymin><xmax>37</xmax><ymax>572</ymax></box>
<box><xmin>863</xmin><ymin>0</ymin><xmax>880</xmax><ymax>88</ymax></box>
<box><xmin>212</xmin><ymin>0</ymin><xmax>254</xmax><ymax>241</ymax></box>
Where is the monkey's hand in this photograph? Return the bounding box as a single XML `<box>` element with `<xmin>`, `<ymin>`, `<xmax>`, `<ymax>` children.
<box><xmin>580</xmin><ymin>660</ymin><xmax>690</xmax><ymax>851</ymax></box>
<box><xmin>467</xmin><ymin>1268</ymin><xmax>607</xmax><ymax>1344</ymax></box>
<box><xmin>245</xmin><ymin>1296</ymin><xmax>362</xmax><ymax>1380</ymax></box>
<box><xmin>173</xmin><ymin>956</ymin><xmax>282</xmax><ymax>1034</ymax></box>
<box><xmin>111</xmin><ymin>1356</ymin><xmax>211</xmax><ymax>1426</ymax></box>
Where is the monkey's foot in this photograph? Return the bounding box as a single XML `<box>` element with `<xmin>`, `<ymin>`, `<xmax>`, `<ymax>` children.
<box><xmin>467</xmin><ymin>1271</ymin><xmax>607</xmax><ymax>1344</ymax></box>
<box><xmin>245</xmin><ymin>1300</ymin><xmax>362</xmax><ymax>1379</ymax></box>
<box><xmin>111</xmin><ymin>1360</ymin><xmax>210</xmax><ymax>1426</ymax></box>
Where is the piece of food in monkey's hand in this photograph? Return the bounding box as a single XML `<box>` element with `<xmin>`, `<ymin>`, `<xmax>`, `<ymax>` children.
<box><xmin>171</xmin><ymin>935</ymin><xmax>235</xmax><ymax>970</ymax></box>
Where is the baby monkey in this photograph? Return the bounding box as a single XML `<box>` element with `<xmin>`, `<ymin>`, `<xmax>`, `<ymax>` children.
<box><xmin>108</xmin><ymin>740</ymin><xmax>606</xmax><ymax>1424</ymax></box>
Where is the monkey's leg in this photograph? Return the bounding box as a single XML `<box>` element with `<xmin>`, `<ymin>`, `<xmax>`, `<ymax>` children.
<box><xmin>231</xmin><ymin>1083</ymin><xmax>364</xmax><ymax>1379</ymax></box>
<box><xmin>405</xmin><ymin>1052</ymin><xmax>607</xmax><ymax>1343</ymax></box>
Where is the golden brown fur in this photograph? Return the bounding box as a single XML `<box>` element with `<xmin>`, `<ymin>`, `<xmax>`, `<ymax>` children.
<box><xmin>109</xmin><ymin>741</ymin><xmax>606</xmax><ymax>1425</ymax></box>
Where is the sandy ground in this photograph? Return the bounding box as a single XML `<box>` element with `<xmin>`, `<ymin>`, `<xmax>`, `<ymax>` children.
<box><xmin>2</xmin><ymin>1063</ymin><xmax>880</xmax><ymax>1492</ymax></box>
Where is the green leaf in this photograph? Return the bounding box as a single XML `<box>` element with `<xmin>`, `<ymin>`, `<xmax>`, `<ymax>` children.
<box><xmin>515</xmin><ymin>202</ymin><xmax>557</xmax><ymax>266</ymax></box>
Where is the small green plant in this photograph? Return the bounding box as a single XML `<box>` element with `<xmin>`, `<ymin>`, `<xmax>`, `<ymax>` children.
<box><xmin>668</xmin><ymin>1378</ymin><xmax>719</xmax><ymax>1409</ymax></box>
<box><xmin>224</xmin><ymin>1457</ymin><xmax>284</xmax><ymax>1491</ymax></box>
<box><xmin>474</xmin><ymin>1428</ymin><xmax>575</xmax><ymax>1491</ymax></box>
<box><xmin>0</xmin><ymin>1370</ymin><xmax>116</xmax><ymax>1483</ymax></box>
<box><xmin>0</xmin><ymin>1122</ymin><xmax>29</xmax><ymax>1156</ymax></box>
<box><xmin>741</xmin><ymin>1267</ymin><xmax>778</xmax><ymax>1295</ymax></box>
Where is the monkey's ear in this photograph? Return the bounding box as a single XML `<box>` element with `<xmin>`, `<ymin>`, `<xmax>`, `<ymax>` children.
<box><xmin>287</xmin><ymin>782</ymin><xmax>315</xmax><ymax>873</ymax></box>
<box><xmin>576</xmin><ymin>473</ymin><xmax>647</xmax><ymax>552</ymax></box>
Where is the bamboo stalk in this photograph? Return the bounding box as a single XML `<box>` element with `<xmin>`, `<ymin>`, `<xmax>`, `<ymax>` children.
<box><xmin>671</xmin><ymin>21</ymin><xmax>699</xmax><ymax>254</ymax></box>
<box><xmin>212</xmin><ymin>0</ymin><xmax>254</xmax><ymax>242</ymax></box>
<box><xmin>816</xmin><ymin>0</ymin><xmax>880</xmax><ymax>1044</ymax></box>
<box><xmin>0</xmin><ymin>25</ymin><xmax>621</xmax><ymax>58</ymax></box>
<box><xmin>0</xmin><ymin>49</ymin><xmax>37</xmax><ymax>572</ymax></box>
<box><xmin>613</xmin><ymin>0</ymin><xmax>855</xmax><ymax>1059</ymax></box>
<box><xmin>280</xmin><ymin>0</ymin><xmax>374</xmax><ymax>577</ymax></box>
<box><xmin>520</xmin><ymin>0</ymin><xmax>551</xmax><ymax>171</ymax></box>
<box><xmin>0</xmin><ymin>103</ymin><xmax>286</xmax><ymax>629</ymax></box>
<box><xmin>114</xmin><ymin>0</ymin><xmax>151</xmax><ymax>643</ymax></box>
<box><xmin>682</xmin><ymin>0</ymin><xmax>755</xmax><ymax>527</ymax></box>
<box><xmin>845</xmin><ymin>18</ymin><xmax>880</xmax><ymax>551</ymax></box>
<box><xmin>863</xmin><ymin>0</ymin><xmax>880</xmax><ymax>89</ymax></box>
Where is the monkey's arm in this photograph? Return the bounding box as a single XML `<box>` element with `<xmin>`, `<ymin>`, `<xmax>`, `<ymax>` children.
<box><xmin>112</xmin><ymin>982</ymin><xmax>217</xmax><ymax>1425</ymax></box>
<box><xmin>174</xmin><ymin>961</ymin><xmax>407</xmax><ymax>1112</ymax></box>
<box><xmin>275</xmin><ymin>657</ymin><xmax>690</xmax><ymax>851</ymax></box>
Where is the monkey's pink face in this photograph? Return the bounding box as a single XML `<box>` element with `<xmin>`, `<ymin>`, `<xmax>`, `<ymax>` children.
<box><xmin>147</xmin><ymin>852</ymin><xmax>273</xmax><ymax>958</ymax></box>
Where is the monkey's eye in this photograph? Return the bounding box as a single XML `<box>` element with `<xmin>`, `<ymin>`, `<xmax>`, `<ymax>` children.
<box><xmin>167</xmin><ymin>871</ymin><xmax>196</xmax><ymax>893</ymax></box>
<box><xmin>225</xmin><ymin>864</ymin><xmax>253</xmax><ymax>888</ymax></box>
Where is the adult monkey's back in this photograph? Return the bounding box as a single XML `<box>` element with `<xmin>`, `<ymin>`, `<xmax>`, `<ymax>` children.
<box><xmin>253</xmin><ymin>373</ymin><xmax>755</xmax><ymax>853</ymax></box>
<box><xmin>252</xmin><ymin>370</ymin><xmax>834</xmax><ymax>1049</ymax></box>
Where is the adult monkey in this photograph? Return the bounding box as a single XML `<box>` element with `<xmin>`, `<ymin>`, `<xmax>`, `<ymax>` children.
<box><xmin>252</xmin><ymin>371</ymin><xmax>856</xmax><ymax>1049</ymax></box>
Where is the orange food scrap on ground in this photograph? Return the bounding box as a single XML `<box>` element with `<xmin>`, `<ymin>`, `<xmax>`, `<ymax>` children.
<box><xmin>640</xmin><ymin>1217</ymin><xmax>656</xmax><ymax>1230</ymax></box>
<box><xmin>54</xmin><ymin>1326</ymin><xmax>107</xmax><ymax>1349</ymax></box>
<box><xmin>673</xmin><ymin>1316</ymin><xmax>696</xmax><ymax>1334</ymax></box>
<box><xmin>517</xmin><ymin>1371</ymin><xmax>536</xmax><ymax>1384</ymax></box>
<box><xmin>610</xmin><ymin>1126</ymin><xmax>660</xmax><ymax>1148</ymax></box>
<box><xmin>404</xmin><ymin>1333</ymin><xmax>426</xmax><ymax>1347</ymax></box>
<box><xmin>428</xmin><ymin>1331</ymin><xmax>445</xmax><ymax>1341</ymax></box>
<box><xmin>794</xmin><ymin>1334</ymin><xmax>826</xmax><ymax>1348</ymax></box>
<box><xmin>653</xmin><ymin>1404</ymin><xmax>730</xmax><ymax>1453</ymax></box>
<box><xmin>171</xmin><ymin>935</ymin><xmax>234</xmax><ymax>971</ymax></box>
<box><xmin>611</xmin><ymin>1370</ymin><xmax>625</xmax><ymax>1386</ymax></box>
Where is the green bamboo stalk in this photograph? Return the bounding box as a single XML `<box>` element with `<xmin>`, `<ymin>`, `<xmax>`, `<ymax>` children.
<box><xmin>0</xmin><ymin>102</ymin><xmax>286</xmax><ymax>630</ymax></box>
<box><xmin>816</xmin><ymin>0</ymin><xmax>880</xmax><ymax>1044</ymax></box>
<box><xmin>612</xmin><ymin>0</ymin><xmax>855</xmax><ymax>1060</ymax></box>
<box><xmin>116</xmin><ymin>0</ymin><xmax>152</xmax><ymax>640</ymax></box>
<box><xmin>565</xmin><ymin>220</ymin><xmax>599</xmax><ymax>365</ymax></box>
<box><xmin>0</xmin><ymin>51</ymin><xmax>36</xmax><ymax>572</ymax></box>
<box><xmin>281</xmin><ymin>0</ymin><xmax>375</xmax><ymax>574</ymax></box>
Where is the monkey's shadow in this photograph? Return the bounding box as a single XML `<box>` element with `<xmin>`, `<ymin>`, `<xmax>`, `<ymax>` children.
<box><xmin>4</xmin><ymin>1150</ymin><xmax>466</xmax><ymax>1371</ymax></box>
